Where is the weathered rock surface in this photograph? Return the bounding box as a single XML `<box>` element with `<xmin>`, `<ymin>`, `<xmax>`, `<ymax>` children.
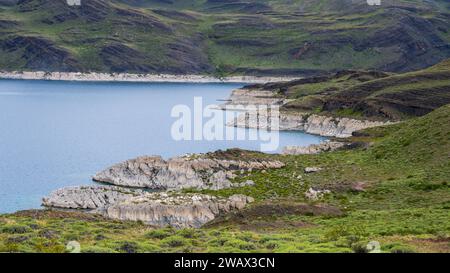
<box><xmin>229</xmin><ymin>112</ymin><xmax>389</xmax><ymax>138</ymax></box>
<box><xmin>304</xmin><ymin>167</ymin><xmax>323</xmax><ymax>174</ymax></box>
<box><xmin>42</xmin><ymin>186</ymin><xmax>143</xmax><ymax>209</ymax></box>
<box><xmin>93</xmin><ymin>155</ymin><xmax>284</xmax><ymax>190</ymax></box>
<box><xmin>283</xmin><ymin>141</ymin><xmax>346</xmax><ymax>155</ymax></box>
<box><xmin>219</xmin><ymin>88</ymin><xmax>289</xmax><ymax>110</ymax></box>
<box><xmin>102</xmin><ymin>192</ymin><xmax>254</xmax><ymax>228</ymax></box>
<box><xmin>304</xmin><ymin>188</ymin><xmax>331</xmax><ymax>201</ymax></box>
<box><xmin>42</xmin><ymin>186</ymin><xmax>254</xmax><ymax>228</ymax></box>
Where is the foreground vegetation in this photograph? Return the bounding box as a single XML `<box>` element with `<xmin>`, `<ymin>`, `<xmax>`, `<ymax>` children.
<box><xmin>1</xmin><ymin>104</ymin><xmax>448</xmax><ymax>253</ymax></box>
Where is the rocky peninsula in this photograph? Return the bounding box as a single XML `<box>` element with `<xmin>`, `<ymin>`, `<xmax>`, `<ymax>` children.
<box><xmin>42</xmin><ymin>151</ymin><xmax>283</xmax><ymax>228</ymax></box>
<box><xmin>223</xmin><ymin>87</ymin><xmax>391</xmax><ymax>138</ymax></box>
<box><xmin>92</xmin><ymin>154</ymin><xmax>284</xmax><ymax>190</ymax></box>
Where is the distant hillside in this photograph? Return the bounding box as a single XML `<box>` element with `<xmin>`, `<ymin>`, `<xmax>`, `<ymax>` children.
<box><xmin>0</xmin><ymin>0</ymin><xmax>449</xmax><ymax>75</ymax></box>
<box><xmin>248</xmin><ymin>58</ymin><xmax>450</xmax><ymax>120</ymax></box>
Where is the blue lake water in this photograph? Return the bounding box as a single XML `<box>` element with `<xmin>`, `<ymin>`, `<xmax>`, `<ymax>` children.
<box><xmin>0</xmin><ymin>80</ymin><xmax>324</xmax><ymax>213</ymax></box>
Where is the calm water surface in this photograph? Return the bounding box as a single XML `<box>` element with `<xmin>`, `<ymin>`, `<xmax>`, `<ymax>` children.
<box><xmin>0</xmin><ymin>80</ymin><xmax>324</xmax><ymax>213</ymax></box>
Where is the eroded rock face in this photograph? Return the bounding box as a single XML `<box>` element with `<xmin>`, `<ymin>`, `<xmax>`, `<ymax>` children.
<box><xmin>42</xmin><ymin>186</ymin><xmax>254</xmax><ymax>228</ymax></box>
<box><xmin>42</xmin><ymin>186</ymin><xmax>143</xmax><ymax>209</ymax></box>
<box><xmin>219</xmin><ymin>88</ymin><xmax>287</xmax><ymax>110</ymax></box>
<box><xmin>93</xmin><ymin>155</ymin><xmax>284</xmax><ymax>190</ymax></box>
<box><xmin>283</xmin><ymin>141</ymin><xmax>346</xmax><ymax>155</ymax></box>
<box><xmin>230</xmin><ymin>112</ymin><xmax>389</xmax><ymax>138</ymax></box>
<box><xmin>102</xmin><ymin>193</ymin><xmax>254</xmax><ymax>228</ymax></box>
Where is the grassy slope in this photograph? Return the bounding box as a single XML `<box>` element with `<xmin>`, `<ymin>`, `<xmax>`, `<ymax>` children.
<box><xmin>0</xmin><ymin>0</ymin><xmax>449</xmax><ymax>74</ymax></box>
<box><xmin>1</xmin><ymin>104</ymin><xmax>448</xmax><ymax>253</ymax></box>
<box><xmin>262</xmin><ymin>59</ymin><xmax>450</xmax><ymax>120</ymax></box>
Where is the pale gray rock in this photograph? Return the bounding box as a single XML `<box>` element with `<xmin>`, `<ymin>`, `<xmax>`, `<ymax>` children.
<box><xmin>101</xmin><ymin>193</ymin><xmax>254</xmax><ymax>228</ymax></box>
<box><xmin>230</xmin><ymin>112</ymin><xmax>390</xmax><ymax>138</ymax></box>
<box><xmin>304</xmin><ymin>188</ymin><xmax>331</xmax><ymax>201</ymax></box>
<box><xmin>304</xmin><ymin>167</ymin><xmax>323</xmax><ymax>174</ymax></box>
<box><xmin>93</xmin><ymin>155</ymin><xmax>284</xmax><ymax>190</ymax></box>
<box><xmin>42</xmin><ymin>186</ymin><xmax>254</xmax><ymax>228</ymax></box>
<box><xmin>219</xmin><ymin>88</ymin><xmax>286</xmax><ymax>110</ymax></box>
<box><xmin>283</xmin><ymin>141</ymin><xmax>346</xmax><ymax>155</ymax></box>
<box><xmin>42</xmin><ymin>186</ymin><xmax>143</xmax><ymax>209</ymax></box>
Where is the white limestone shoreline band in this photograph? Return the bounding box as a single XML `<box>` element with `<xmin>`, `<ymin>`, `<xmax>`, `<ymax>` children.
<box><xmin>0</xmin><ymin>71</ymin><xmax>300</xmax><ymax>84</ymax></box>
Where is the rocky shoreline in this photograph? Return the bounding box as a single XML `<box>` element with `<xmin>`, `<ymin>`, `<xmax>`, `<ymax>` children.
<box><xmin>92</xmin><ymin>154</ymin><xmax>284</xmax><ymax>190</ymax></box>
<box><xmin>229</xmin><ymin>112</ymin><xmax>389</xmax><ymax>138</ymax></box>
<box><xmin>0</xmin><ymin>71</ymin><xmax>299</xmax><ymax>84</ymax></box>
<box><xmin>42</xmin><ymin>152</ymin><xmax>283</xmax><ymax>228</ymax></box>
<box><xmin>223</xmin><ymin>87</ymin><xmax>391</xmax><ymax>138</ymax></box>
<box><xmin>43</xmin><ymin>186</ymin><xmax>254</xmax><ymax>228</ymax></box>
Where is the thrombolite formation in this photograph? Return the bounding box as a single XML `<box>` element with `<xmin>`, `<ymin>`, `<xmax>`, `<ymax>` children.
<box><xmin>93</xmin><ymin>155</ymin><xmax>285</xmax><ymax>190</ymax></box>
<box><xmin>43</xmin><ymin>186</ymin><xmax>254</xmax><ymax>228</ymax></box>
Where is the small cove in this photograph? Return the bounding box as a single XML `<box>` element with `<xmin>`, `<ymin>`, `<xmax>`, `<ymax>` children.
<box><xmin>0</xmin><ymin>80</ymin><xmax>325</xmax><ymax>213</ymax></box>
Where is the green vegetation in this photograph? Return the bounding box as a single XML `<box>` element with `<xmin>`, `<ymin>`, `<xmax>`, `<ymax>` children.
<box><xmin>1</xmin><ymin>104</ymin><xmax>449</xmax><ymax>253</ymax></box>
<box><xmin>264</xmin><ymin>59</ymin><xmax>450</xmax><ymax>120</ymax></box>
<box><xmin>0</xmin><ymin>0</ymin><xmax>449</xmax><ymax>74</ymax></box>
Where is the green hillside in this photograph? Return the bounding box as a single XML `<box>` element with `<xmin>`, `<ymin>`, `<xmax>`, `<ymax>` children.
<box><xmin>250</xmin><ymin>58</ymin><xmax>450</xmax><ymax>120</ymax></box>
<box><xmin>0</xmin><ymin>0</ymin><xmax>449</xmax><ymax>75</ymax></box>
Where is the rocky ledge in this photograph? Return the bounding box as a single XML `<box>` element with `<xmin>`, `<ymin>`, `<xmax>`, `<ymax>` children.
<box><xmin>42</xmin><ymin>186</ymin><xmax>144</xmax><ymax>210</ymax></box>
<box><xmin>43</xmin><ymin>186</ymin><xmax>254</xmax><ymax>228</ymax></box>
<box><xmin>283</xmin><ymin>141</ymin><xmax>347</xmax><ymax>155</ymax></box>
<box><xmin>219</xmin><ymin>88</ymin><xmax>287</xmax><ymax>110</ymax></box>
<box><xmin>229</xmin><ymin>112</ymin><xmax>389</xmax><ymax>138</ymax></box>
<box><xmin>93</xmin><ymin>155</ymin><xmax>284</xmax><ymax>190</ymax></box>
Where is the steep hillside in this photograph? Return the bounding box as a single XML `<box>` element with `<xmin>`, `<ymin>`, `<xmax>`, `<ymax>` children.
<box><xmin>0</xmin><ymin>0</ymin><xmax>449</xmax><ymax>74</ymax></box>
<box><xmin>0</xmin><ymin>0</ymin><xmax>213</xmax><ymax>73</ymax></box>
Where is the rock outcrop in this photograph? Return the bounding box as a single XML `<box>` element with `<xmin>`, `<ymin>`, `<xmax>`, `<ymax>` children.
<box><xmin>304</xmin><ymin>167</ymin><xmax>323</xmax><ymax>174</ymax></box>
<box><xmin>283</xmin><ymin>141</ymin><xmax>346</xmax><ymax>155</ymax></box>
<box><xmin>93</xmin><ymin>155</ymin><xmax>284</xmax><ymax>190</ymax></box>
<box><xmin>219</xmin><ymin>88</ymin><xmax>288</xmax><ymax>110</ymax></box>
<box><xmin>229</xmin><ymin>112</ymin><xmax>389</xmax><ymax>138</ymax></box>
<box><xmin>42</xmin><ymin>186</ymin><xmax>143</xmax><ymax>210</ymax></box>
<box><xmin>102</xmin><ymin>193</ymin><xmax>254</xmax><ymax>228</ymax></box>
<box><xmin>42</xmin><ymin>186</ymin><xmax>254</xmax><ymax>228</ymax></box>
<box><xmin>304</xmin><ymin>188</ymin><xmax>330</xmax><ymax>201</ymax></box>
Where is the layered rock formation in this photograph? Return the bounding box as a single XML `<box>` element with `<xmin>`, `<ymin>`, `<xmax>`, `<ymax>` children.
<box><xmin>42</xmin><ymin>150</ymin><xmax>283</xmax><ymax>228</ymax></box>
<box><xmin>103</xmin><ymin>193</ymin><xmax>254</xmax><ymax>228</ymax></box>
<box><xmin>43</xmin><ymin>186</ymin><xmax>254</xmax><ymax>228</ymax></box>
<box><xmin>93</xmin><ymin>155</ymin><xmax>284</xmax><ymax>190</ymax></box>
<box><xmin>229</xmin><ymin>112</ymin><xmax>389</xmax><ymax>138</ymax></box>
<box><xmin>42</xmin><ymin>186</ymin><xmax>143</xmax><ymax>209</ymax></box>
<box><xmin>219</xmin><ymin>88</ymin><xmax>289</xmax><ymax>110</ymax></box>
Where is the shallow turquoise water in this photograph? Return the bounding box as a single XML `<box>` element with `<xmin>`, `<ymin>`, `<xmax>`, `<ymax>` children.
<box><xmin>0</xmin><ymin>80</ymin><xmax>324</xmax><ymax>213</ymax></box>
